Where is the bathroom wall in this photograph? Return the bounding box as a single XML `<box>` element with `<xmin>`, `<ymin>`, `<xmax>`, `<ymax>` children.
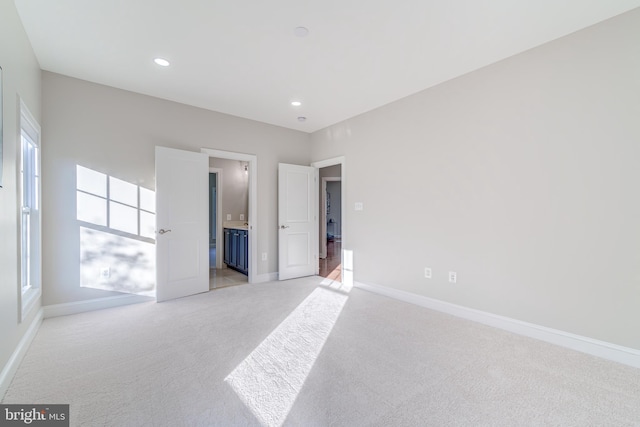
<box><xmin>210</xmin><ymin>157</ymin><xmax>249</xmax><ymax>222</ymax></box>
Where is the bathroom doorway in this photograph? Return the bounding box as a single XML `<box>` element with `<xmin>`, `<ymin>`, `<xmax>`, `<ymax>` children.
<box><xmin>208</xmin><ymin>159</ymin><xmax>248</xmax><ymax>289</ymax></box>
<box><xmin>205</xmin><ymin>151</ymin><xmax>254</xmax><ymax>288</ymax></box>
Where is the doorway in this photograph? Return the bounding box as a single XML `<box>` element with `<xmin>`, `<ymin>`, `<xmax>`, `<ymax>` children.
<box><xmin>202</xmin><ymin>148</ymin><xmax>258</xmax><ymax>285</ymax></box>
<box><xmin>208</xmin><ymin>159</ymin><xmax>249</xmax><ymax>289</ymax></box>
<box><xmin>155</xmin><ymin>146</ymin><xmax>257</xmax><ymax>302</ymax></box>
<box><xmin>320</xmin><ymin>176</ymin><xmax>341</xmax><ymax>281</ymax></box>
<box><xmin>312</xmin><ymin>157</ymin><xmax>345</xmax><ymax>283</ymax></box>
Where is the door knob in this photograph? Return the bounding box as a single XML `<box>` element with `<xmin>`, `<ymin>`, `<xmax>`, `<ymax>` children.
<box><xmin>158</xmin><ymin>229</ymin><xmax>172</xmax><ymax>234</ymax></box>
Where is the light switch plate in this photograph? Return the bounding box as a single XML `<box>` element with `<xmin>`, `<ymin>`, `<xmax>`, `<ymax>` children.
<box><xmin>355</xmin><ymin>202</ymin><xmax>364</xmax><ymax>211</ymax></box>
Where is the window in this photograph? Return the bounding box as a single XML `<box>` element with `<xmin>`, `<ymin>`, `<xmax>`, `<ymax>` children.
<box><xmin>20</xmin><ymin>100</ymin><xmax>41</xmax><ymax>321</ymax></box>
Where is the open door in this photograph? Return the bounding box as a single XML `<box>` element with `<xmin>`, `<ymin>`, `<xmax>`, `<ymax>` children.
<box><xmin>155</xmin><ymin>146</ymin><xmax>209</xmax><ymax>301</ymax></box>
<box><xmin>278</xmin><ymin>163</ymin><xmax>317</xmax><ymax>280</ymax></box>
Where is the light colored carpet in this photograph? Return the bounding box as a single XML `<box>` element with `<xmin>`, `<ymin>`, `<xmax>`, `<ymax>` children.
<box><xmin>3</xmin><ymin>276</ymin><xmax>640</xmax><ymax>426</ymax></box>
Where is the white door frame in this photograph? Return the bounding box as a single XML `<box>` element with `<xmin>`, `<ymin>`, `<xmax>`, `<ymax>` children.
<box><xmin>311</xmin><ymin>156</ymin><xmax>345</xmax><ymax>277</ymax></box>
<box><xmin>320</xmin><ymin>177</ymin><xmax>341</xmax><ymax>259</ymax></box>
<box><xmin>209</xmin><ymin>167</ymin><xmax>224</xmax><ymax>270</ymax></box>
<box><xmin>201</xmin><ymin>148</ymin><xmax>257</xmax><ymax>284</ymax></box>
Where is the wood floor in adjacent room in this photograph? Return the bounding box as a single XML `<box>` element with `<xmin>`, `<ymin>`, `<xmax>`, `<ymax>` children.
<box><xmin>3</xmin><ymin>276</ymin><xmax>640</xmax><ymax>426</ymax></box>
<box><xmin>319</xmin><ymin>239</ymin><xmax>341</xmax><ymax>282</ymax></box>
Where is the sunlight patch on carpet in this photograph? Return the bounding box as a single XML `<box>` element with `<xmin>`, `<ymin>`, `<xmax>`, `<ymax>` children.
<box><xmin>320</xmin><ymin>271</ymin><xmax>352</xmax><ymax>292</ymax></box>
<box><xmin>225</xmin><ymin>286</ymin><xmax>349</xmax><ymax>427</ymax></box>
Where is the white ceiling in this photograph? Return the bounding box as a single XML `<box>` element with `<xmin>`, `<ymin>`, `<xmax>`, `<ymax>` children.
<box><xmin>14</xmin><ymin>0</ymin><xmax>640</xmax><ymax>133</ymax></box>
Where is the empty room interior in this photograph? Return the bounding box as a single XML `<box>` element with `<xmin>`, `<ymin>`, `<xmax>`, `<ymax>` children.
<box><xmin>2</xmin><ymin>1</ymin><xmax>640</xmax><ymax>425</ymax></box>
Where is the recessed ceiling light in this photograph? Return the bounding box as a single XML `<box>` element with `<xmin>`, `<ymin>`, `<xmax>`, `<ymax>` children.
<box><xmin>294</xmin><ymin>27</ymin><xmax>309</xmax><ymax>37</ymax></box>
<box><xmin>297</xmin><ymin>116</ymin><xmax>306</xmax><ymax>122</ymax></box>
<box><xmin>291</xmin><ymin>101</ymin><xmax>302</xmax><ymax>106</ymax></box>
<box><xmin>154</xmin><ymin>58</ymin><xmax>170</xmax><ymax>67</ymax></box>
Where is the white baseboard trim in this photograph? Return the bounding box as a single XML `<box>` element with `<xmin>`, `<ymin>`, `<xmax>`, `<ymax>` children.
<box><xmin>43</xmin><ymin>294</ymin><xmax>154</xmax><ymax>318</ymax></box>
<box><xmin>254</xmin><ymin>273</ymin><xmax>279</xmax><ymax>283</ymax></box>
<box><xmin>0</xmin><ymin>308</ymin><xmax>43</xmax><ymax>400</ymax></box>
<box><xmin>354</xmin><ymin>281</ymin><xmax>640</xmax><ymax>369</ymax></box>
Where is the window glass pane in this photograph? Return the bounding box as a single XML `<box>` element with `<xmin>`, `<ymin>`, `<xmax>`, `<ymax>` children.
<box><xmin>110</xmin><ymin>176</ymin><xmax>138</xmax><ymax>207</ymax></box>
<box><xmin>110</xmin><ymin>201</ymin><xmax>138</xmax><ymax>235</ymax></box>
<box><xmin>21</xmin><ymin>137</ymin><xmax>37</xmax><ymax>209</ymax></box>
<box><xmin>20</xmin><ymin>136</ymin><xmax>25</xmax><ymax>171</ymax></box>
<box><xmin>140</xmin><ymin>187</ymin><xmax>155</xmax><ymax>213</ymax></box>
<box><xmin>140</xmin><ymin>211</ymin><xmax>156</xmax><ymax>239</ymax></box>
<box><xmin>21</xmin><ymin>211</ymin><xmax>31</xmax><ymax>291</ymax></box>
<box><xmin>35</xmin><ymin>145</ymin><xmax>39</xmax><ymax>177</ymax></box>
<box><xmin>20</xmin><ymin>137</ymin><xmax>26</xmax><ymax>206</ymax></box>
<box><xmin>35</xmin><ymin>176</ymin><xmax>40</xmax><ymax>211</ymax></box>
<box><xmin>77</xmin><ymin>191</ymin><xmax>108</xmax><ymax>226</ymax></box>
<box><xmin>77</xmin><ymin>165</ymin><xmax>107</xmax><ymax>197</ymax></box>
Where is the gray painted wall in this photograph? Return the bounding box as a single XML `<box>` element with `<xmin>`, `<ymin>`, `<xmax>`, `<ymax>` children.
<box><xmin>311</xmin><ymin>9</ymin><xmax>640</xmax><ymax>349</ymax></box>
<box><xmin>327</xmin><ymin>181</ymin><xmax>341</xmax><ymax>237</ymax></box>
<box><xmin>209</xmin><ymin>157</ymin><xmax>249</xmax><ymax>222</ymax></box>
<box><xmin>0</xmin><ymin>0</ymin><xmax>42</xmax><ymax>395</ymax></box>
<box><xmin>41</xmin><ymin>72</ymin><xmax>310</xmax><ymax>305</ymax></box>
<box><xmin>319</xmin><ymin>164</ymin><xmax>341</xmax><ymax>179</ymax></box>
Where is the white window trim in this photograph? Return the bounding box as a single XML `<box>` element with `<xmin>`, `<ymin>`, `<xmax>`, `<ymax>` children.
<box><xmin>19</xmin><ymin>98</ymin><xmax>41</xmax><ymax>322</ymax></box>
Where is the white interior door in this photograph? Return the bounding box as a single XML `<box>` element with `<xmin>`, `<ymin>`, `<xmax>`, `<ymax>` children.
<box><xmin>156</xmin><ymin>146</ymin><xmax>209</xmax><ymax>301</ymax></box>
<box><xmin>278</xmin><ymin>163</ymin><xmax>317</xmax><ymax>280</ymax></box>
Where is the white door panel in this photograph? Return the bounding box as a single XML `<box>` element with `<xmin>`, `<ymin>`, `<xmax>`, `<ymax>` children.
<box><xmin>287</xmin><ymin>232</ymin><xmax>311</xmax><ymax>266</ymax></box>
<box><xmin>278</xmin><ymin>163</ymin><xmax>317</xmax><ymax>280</ymax></box>
<box><xmin>167</xmin><ymin>237</ymin><xmax>200</xmax><ymax>281</ymax></box>
<box><xmin>286</xmin><ymin>171</ymin><xmax>311</xmax><ymax>221</ymax></box>
<box><xmin>156</xmin><ymin>146</ymin><xmax>209</xmax><ymax>301</ymax></box>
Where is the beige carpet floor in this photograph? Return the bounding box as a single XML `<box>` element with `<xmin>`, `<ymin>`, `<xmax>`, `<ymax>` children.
<box><xmin>3</xmin><ymin>276</ymin><xmax>640</xmax><ymax>426</ymax></box>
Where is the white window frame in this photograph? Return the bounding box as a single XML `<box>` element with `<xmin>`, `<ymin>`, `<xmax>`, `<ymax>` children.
<box><xmin>19</xmin><ymin>99</ymin><xmax>41</xmax><ymax>322</ymax></box>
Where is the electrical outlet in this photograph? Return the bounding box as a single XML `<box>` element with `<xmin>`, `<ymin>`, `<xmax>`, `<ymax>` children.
<box><xmin>240</xmin><ymin>214</ymin><xmax>245</xmax><ymax>221</ymax></box>
<box><xmin>424</xmin><ymin>267</ymin><xmax>432</xmax><ymax>279</ymax></box>
<box><xmin>355</xmin><ymin>202</ymin><xmax>364</xmax><ymax>211</ymax></box>
<box><xmin>226</xmin><ymin>214</ymin><xmax>232</xmax><ymax>221</ymax></box>
<box><xmin>100</xmin><ymin>267</ymin><xmax>110</xmax><ymax>281</ymax></box>
<box><xmin>448</xmin><ymin>271</ymin><xmax>457</xmax><ymax>283</ymax></box>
